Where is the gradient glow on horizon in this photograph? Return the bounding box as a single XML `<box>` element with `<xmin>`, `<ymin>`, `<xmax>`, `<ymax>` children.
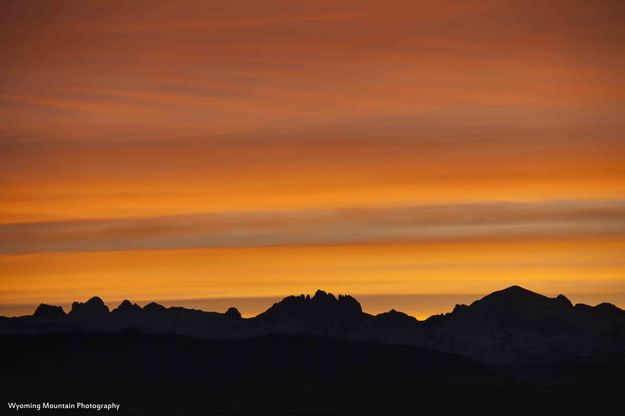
<box><xmin>1</xmin><ymin>0</ymin><xmax>625</xmax><ymax>317</ymax></box>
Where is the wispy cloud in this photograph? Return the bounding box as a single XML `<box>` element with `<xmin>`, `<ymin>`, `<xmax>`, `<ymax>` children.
<box><xmin>2</xmin><ymin>200</ymin><xmax>624</xmax><ymax>254</ymax></box>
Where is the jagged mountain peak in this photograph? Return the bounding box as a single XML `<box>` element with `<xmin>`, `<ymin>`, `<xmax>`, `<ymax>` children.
<box><xmin>312</xmin><ymin>289</ymin><xmax>333</xmax><ymax>300</ymax></box>
<box><xmin>555</xmin><ymin>294</ymin><xmax>573</xmax><ymax>307</ymax></box>
<box><xmin>375</xmin><ymin>309</ymin><xmax>418</xmax><ymax>323</ymax></box>
<box><xmin>258</xmin><ymin>289</ymin><xmax>363</xmax><ymax>324</ymax></box>
<box><xmin>86</xmin><ymin>296</ymin><xmax>106</xmax><ymax>306</ymax></box>
<box><xmin>70</xmin><ymin>296</ymin><xmax>108</xmax><ymax>311</ymax></box>
<box><xmin>113</xmin><ymin>299</ymin><xmax>142</xmax><ymax>313</ymax></box>
<box><xmin>33</xmin><ymin>303</ymin><xmax>66</xmax><ymax>320</ymax></box>
<box><xmin>69</xmin><ymin>296</ymin><xmax>109</xmax><ymax>321</ymax></box>
<box><xmin>143</xmin><ymin>302</ymin><xmax>166</xmax><ymax>312</ymax></box>
<box><xmin>225</xmin><ymin>307</ymin><xmax>242</xmax><ymax>319</ymax></box>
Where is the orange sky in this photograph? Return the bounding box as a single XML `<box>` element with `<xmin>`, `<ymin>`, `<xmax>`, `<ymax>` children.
<box><xmin>1</xmin><ymin>0</ymin><xmax>625</xmax><ymax>317</ymax></box>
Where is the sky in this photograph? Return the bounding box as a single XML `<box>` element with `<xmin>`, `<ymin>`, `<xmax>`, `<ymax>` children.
<box><xmin>1</xmin><ymin>0</ymin><xmax>625</xmax><ymax>318</ymax></box>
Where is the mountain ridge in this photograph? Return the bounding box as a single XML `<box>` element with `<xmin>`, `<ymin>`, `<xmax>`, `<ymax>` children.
<box><xmin>12</xmin><ymin>285</ymin><xmax>623</xmax><ymax>323</ymax></box>
<box><xmin>1</xmin><ymin>285</ymin><xmax>624</xmax><ymax>367</ymax></box>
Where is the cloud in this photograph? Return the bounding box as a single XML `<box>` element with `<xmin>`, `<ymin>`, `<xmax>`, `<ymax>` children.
<box><xmin>2</xmin><ymin>200</ymin><xmax>624</xmax><ymax>254</ymax></box>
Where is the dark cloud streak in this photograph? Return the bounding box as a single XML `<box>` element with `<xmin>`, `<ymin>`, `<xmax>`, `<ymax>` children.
<box><xmin>2</xmin><ymin>200</ymin><xmax>624</xmax><ymax>254</ymax></box>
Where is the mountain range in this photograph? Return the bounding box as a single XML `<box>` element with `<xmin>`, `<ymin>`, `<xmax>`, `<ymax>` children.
<box><xmin>2</xmin><ymin>285</ymin><xmax>624</xmax><ymax>369</ymax></box>
<box><xmin>3</xmin><ymin>285</ymin><xmax>625</xmax><ymax>413</ymax></box>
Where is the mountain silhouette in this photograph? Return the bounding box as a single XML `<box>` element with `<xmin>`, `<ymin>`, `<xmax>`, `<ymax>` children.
<box><xmin>33</xmin><ymin>303</ymin><xmax>66</xmax><ymax>320</ymax></box>
<box><xmin>2</xmin><ymin>285</ymin><xmax>624</xmax><ymax>369</ymax></box>
<box><xmin>114</xmin><ymin>299</ymin><xmax>142</xmax><ymax>314</ymax></box>
<box><xmin>68</xmin><ymin>296</ymin><xmax>109</xmax><ymax>322</ymax></box>
<box><xmin>2</xmin><ymin>285</ymin><xmax>625</xmax><ymax>414</ymax></box>
<box><xmin>420</xmin><ymin>285</ymin><xmax>625</xmax><ymax>365</ymax></box>
<box><xmin>259</xmin><ymin>290</ymin><xmax>362</xmax><ymax>322</ymax></box>
<box><xmin>255</xmin><ymin>290</ymin><xmax>364</xmax><ymax>336</ymax></box>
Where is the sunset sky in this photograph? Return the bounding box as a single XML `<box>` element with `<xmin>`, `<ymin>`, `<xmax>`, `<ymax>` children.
<box><xmin>1</xmin><ymin>0</ymin><xmax>625</xmax><ymax>318</ymax></box>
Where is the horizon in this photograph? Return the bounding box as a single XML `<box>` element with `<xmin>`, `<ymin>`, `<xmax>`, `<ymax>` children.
<box><xmin>2</xmin><ymin>1</ymin><xmax>625</xmax><ymax>315</ymax></box>
<box><xmin>3</xmin><ymin>285</ymin><xmax>625</xmax><ymax>320</ymax></box>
